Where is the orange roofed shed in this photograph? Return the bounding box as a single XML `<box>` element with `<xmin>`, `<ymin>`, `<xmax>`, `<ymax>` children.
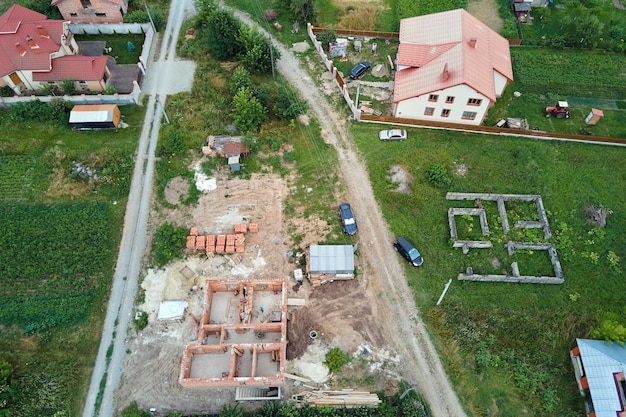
<box><xmin>69</xmin><ymin>104</ymin><xmax>121</xmax><ymax>129</ymax></box>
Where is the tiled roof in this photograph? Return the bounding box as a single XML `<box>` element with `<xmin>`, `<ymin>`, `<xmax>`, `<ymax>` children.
<box><xmin>576</xmin><ymin>339</ymin><xmax>626</xmax><ymax>417</ymax></box>
<box><xmin>0</xmin><ymin>4</ymin><xmax>65</xmax><ymax>77</ymax></box>
<box><xmin>51</xmin><ymin>0</ymin><xmax>123</xmax><ymax>5</ymax></box>
<box><xmin>394</xmin><ymin>9</ymin><xmax>513</xmax><ymax>103</ymax></box>
<box><xmin>32</xmin><ymin>55</ymin><xmax>108</xmax><ymax>81</ymax></box>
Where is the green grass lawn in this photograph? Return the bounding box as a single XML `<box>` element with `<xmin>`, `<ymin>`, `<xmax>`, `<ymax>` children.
<box><xmin>351</xmin><ymin>121</ymin><xmax>626</xmax><ymax>415</ymax></box>
<box><xmin>485</xmin><ymin>47</ymin><xmax>626</xmax><ymax>137</ymax></box>
<box><xmin>0</xmin><ymin>103</ymin><xmax>145</xmax><ymax>416</ymax></box>
<box><xmin>74</xmin><ymin>33</ymin><xmax>145</xmax><ymax>65</ymax></box>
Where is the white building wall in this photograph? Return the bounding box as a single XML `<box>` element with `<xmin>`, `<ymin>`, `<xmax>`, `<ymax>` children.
<box><xmin>394</xmin><ymin>84</ymin><xmax>490</xmax><ymax>125</ymax></box>
<box><xmin>494</xmin><ymin>71</ymin><xmax>509</xmax><ymax>97</ymax></box>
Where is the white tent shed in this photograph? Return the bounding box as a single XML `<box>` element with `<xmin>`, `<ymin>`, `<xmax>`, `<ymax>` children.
<box><xmin>307</xmin><ymin>245</ymin><xmax>355</xmax><ymax>285</ymax></box>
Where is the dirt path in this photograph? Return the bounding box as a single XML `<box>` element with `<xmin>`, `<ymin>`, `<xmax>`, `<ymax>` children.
<box><xmin>229</xmin><ymin>9</ymin><xmax>468</xmax><ymax>417</ymax></box>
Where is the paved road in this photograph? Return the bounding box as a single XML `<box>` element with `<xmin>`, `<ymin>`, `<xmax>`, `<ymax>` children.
<box><xmin>81</xmin><ymin>1</ymin><xmax>195</xmax><ymax>416</ymax></box>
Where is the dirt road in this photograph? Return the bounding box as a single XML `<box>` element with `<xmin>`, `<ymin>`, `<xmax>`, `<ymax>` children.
<box><xmin>229</xmin><ymin>9</ymin><xmax>468</xmax><ymax>417</ymax></box>
<box><xmin>82</xmin><ymin>0</ymin><xmax>195</xmax><ymax>415</ymax></box>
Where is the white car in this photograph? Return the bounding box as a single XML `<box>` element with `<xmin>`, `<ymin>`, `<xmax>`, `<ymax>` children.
<box><xmin>379</xmin><ymin>129</ymin><xmax>407</xmax><ymax>141</ymax></box>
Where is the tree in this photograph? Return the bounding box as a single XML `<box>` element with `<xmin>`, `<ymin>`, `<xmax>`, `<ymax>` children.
<box><xmin>231</xmin><ymin>87</ymin><xmax>267</xmax><ymax>133</ymax></box>
<box><xmin>230</xmin><ymin>67</ymin><xmax>254</xmax><ymax>96</ymax></box>
<box><xmin>273</xmin><ymin>84</ymin><xmax>307</xmax><ymax>120</ymax></box>
<box><xmin>194</xmin><ymin>0</ymin><xmax>218</xmax><ymax>27</ymax></box>
<box><xmin>284</xmin><ymin>0</ymin><xmax>315</xmax><ymax>22</ymax></box>
<box><xmin>592</xmin><ymin>313</ymin><xmax>626</xmax><ymax>345</ymax></box>
<box><xmin>316</xmin><ymin>30</ymin><xmax>336</xmax><ymax>51</ymax></box>
<box><xmin>207</xmin><ymin>10</ymin><xmax>243</xmax><ymax>59</ymax></box>
<box><xmin>236</xmin><ymin>26</ymin><xmax>279</xmax><ymax>74</ymax></box>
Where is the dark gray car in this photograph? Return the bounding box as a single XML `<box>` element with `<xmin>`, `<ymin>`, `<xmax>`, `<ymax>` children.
<box><xmin>349</xmin><ymin>61</ymin><xmax>371</xmax><ymax>80</ymax></box>
<box><xmin>394</xmin><ymin>237</ymin><xmax>423</xmax><ymax>267</ymax></box>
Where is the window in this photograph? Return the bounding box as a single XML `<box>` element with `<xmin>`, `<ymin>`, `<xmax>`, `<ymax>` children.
<box><xmin>462</xmin><ymin>111</ymin><xmax>477</xmax><ymax>120</ymax></box>
<box><xmin>441</xmin><ymin>109</ymin><xmax>451</xmax><ymax>118</ymax></box>
<box><xmin>424</xmin><ymin>107</ymin><xmax>435</xmax><ymax>116</ymax></box>
<box><xmin>95</xmin><ymin>12</ymin><xmax>106</xmax><ymax>16</ymax></box>
<box><xmin>428</xmin><ymin>94</ymin><xmax>439</xmax><ymax>102</ymax></box>
<box><xmin>70</xmin><ymin>12</ymin><xmax>77</xmax><ymax>16</ymax></box>
<box><xmin>446</xmin><ymin>96</ymin><xmax>455</xmax><ymax>104</ymax></box>
<box><xmin>467</xmin><ymin>98</ymin><xmax>482</xmax><ymax>106</ymax></box>
<box><xmin>80</xmin><ymin>0</ymin><xmax>91</xmax><ymax>8</ymax></box>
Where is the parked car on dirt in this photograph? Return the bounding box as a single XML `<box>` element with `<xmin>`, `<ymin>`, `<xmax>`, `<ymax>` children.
<box><xmin>349</xmin><ymin>61</ymin><xmax>371</xmax><ymax>80</ymax></box>
<box><xmin>394</xmin><ymin>237</ymin><xmax>423</xmax><ymax>267</ymax></box>
<box><xmin>379</xmin><ymin>129</ymin><xmax>407</xmax><ymax>141</ymax></box>
<box><xmin>339</xmin><ymin>203</ymin><xmax>358</xmax><ymax>235</ymax></box>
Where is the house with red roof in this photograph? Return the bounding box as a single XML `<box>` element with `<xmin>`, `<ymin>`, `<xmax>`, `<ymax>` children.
<box><xmin>52</xmin><ymin>0</ymin><xmax>128</xmax><ymax>24</ymax></box>
<box><xmin>393</xmin><ymin>9</ymin><xmax>513</xmax><ymax>126</ymax></box>
<box><xmin>0</xmin><ymin>4</ymin><xmax>110</xmax><ymax>95</ymax></box>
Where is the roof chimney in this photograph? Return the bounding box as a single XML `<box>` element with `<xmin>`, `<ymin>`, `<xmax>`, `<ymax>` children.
<box><xmin>15</xmin><ymin>42</ymin><xmax>27</xmax><ymax>56</ymax></box>
<box><xmin>468</xmin><ymin>38</ymin><xmax>477</xmax><ymax>48</ymax></box>
<box><xmin>26</xmin><ymin>35</ymin><xmax>39</xmax><ymax>49</ymax></box>
<box><xmin>37</xmin><ymin>25</ymin><xmax>50</xmax><ymax>39</ymax></box>
<box><xmin>442</xmin><ymin>63</ymin><xmax>449</xmax><ymax>81</ymax></box>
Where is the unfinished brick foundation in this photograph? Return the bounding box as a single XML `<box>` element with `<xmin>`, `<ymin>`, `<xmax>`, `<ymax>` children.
<box><xmin>179</xmin><ymin>278</ymin><xmax>287</xmax><ymax>388</ymax></box>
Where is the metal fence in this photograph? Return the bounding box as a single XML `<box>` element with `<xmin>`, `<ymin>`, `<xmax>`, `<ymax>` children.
<box><xmin>306</xmin><ymin>23</ymin><xmax>626</xmax><ymax>146</ymax></box>
<box><xmin>69</xmin><ymin>22</ymin><xmax>150</xmax><ymax>35</ymax></box>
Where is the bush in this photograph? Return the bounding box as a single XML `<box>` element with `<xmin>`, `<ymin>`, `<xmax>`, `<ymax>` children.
<box><xmin>61</xmin><ymin>79</ymin><xmax>77</xmax><ymax>95</ymax></box>
<box><xmin>264</xmin><ymin>9</ymin><xmax>278</xmax><ymax>21</ymax></box>
<box><xmin>273</xmin><ymin>85</ymin><xmax>307</xmax><ymax>120</ymax></box>
<box><xmin>156</xmin><ymin>125</ymin><xmax>187</xmax><ymax>157</ymax></box>
<box><xmin>152</xmin><ymin>222</ymin><xmax>188</xmax><ymax>267</ymax></box>
<box><xmin>323</xmin><ymin>347</ymin><xmax>350</xmax><ymax>373</ymax></box>
<box><xmin>8</xmin><ymin>99</ymin><xmax>70</xmax><ymax>123</ymax></box>
<box><xmin>125</xmin><ymin>8</ymin><xmax>164</xmax><ymax>31</ymax></box>
<box><xmin>105</xmin><ymin>85</ymin><xmax>117</xmax><ymax>95</ymax></box>
<box><xmin>426</xmin><ymin>163</ymin><xmax>451</xmax><ymax>188</ymax></box>
<box><xmin>134</xmin><ymin>311</ymin><xmax>148</xmax><ymax>331</ymax></box>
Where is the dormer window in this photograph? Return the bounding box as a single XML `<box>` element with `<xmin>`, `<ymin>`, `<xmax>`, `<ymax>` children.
<box><xmin>81</xmin><ymin>0</ymin><xmax>91</xmax><ymax>8</ymax></box>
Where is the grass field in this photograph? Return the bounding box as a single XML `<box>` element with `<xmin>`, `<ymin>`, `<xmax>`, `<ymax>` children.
<box><xmin>0</xmin><ymin>104</ymin><xmax>145</xmax><ymax>416</ymax></box>
<box><xmin>351</xmin><ymin>122</ymin><xmax>625</xmax><ymax>415</ymax></box>
<box><xmin>74</xmin><ymin>34</ymin><xmax>145</xmax><ymax>65</ymax></box>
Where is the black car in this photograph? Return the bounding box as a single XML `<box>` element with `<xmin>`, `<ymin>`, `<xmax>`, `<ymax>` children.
<box><xmin>349</xmin><ymin>61</ymin><xmax>371</xmax><ymax>80</ymax></box>
<box><xmin>394</xmin><ymin>237</ymin><xmax>423</xmax><ymax>267</ymax></box>
<box><xmin>338</xmin><ymin>203</ymin><xmax>358</xmax><ymax>235</ymax></box>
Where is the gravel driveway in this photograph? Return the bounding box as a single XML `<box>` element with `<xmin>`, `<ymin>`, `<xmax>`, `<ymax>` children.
<box><xmin>228</xmin><ymin>8</ymin><xmax>468</xmax><ymax>417</ymax></box>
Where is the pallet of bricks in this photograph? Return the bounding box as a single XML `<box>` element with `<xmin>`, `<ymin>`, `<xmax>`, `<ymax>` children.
<box><xmin>186</xmin><ymin>224</ymin><xmax>259</xmax><ymax>256</ymax></box>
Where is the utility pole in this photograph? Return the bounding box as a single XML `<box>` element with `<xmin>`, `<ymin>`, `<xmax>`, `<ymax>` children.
<box><xmin>436</xmin><ymin>279</ymin><xmax>453</xmax><ymax>306</ymax></box>
<box><xmin>156</xmin><ymin>96</ymin><xmax>169</xmax><ymax>124</ymax></box>
<box><xmin>268</xmin><ymin>34</ymin><xmax>275</xmax><ymax>78</ymax></box>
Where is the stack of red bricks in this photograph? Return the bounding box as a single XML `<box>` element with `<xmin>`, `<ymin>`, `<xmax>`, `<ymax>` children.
<box><xmin>186</xmin><ymin>224</ymin><xmax>258</xmax><ymax>255</ymax></box>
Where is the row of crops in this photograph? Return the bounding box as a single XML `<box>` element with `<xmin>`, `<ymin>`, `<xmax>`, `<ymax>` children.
<box><xmin>510</xmin><ymin>48</ymin><xmax>626</xmax><ymax>99</ymax></box>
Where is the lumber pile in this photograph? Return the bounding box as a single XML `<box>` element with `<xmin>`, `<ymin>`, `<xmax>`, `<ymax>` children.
<box><xmin>185</xmin><ymin>224</ymin><xmax>258</xmax><ymax>255</ymax></box>
<box><xmin>292</xmin><ymin>390</ymin><xmax>381</xmax><ymax>408</ymax></box>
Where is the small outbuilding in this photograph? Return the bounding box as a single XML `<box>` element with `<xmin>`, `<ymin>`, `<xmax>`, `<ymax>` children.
<box><xmin>69</xmin><ymin>104</ymin><xmax>121</xmax><ymax>129</ymax></box>
<box><xmin>307</xmin><ymin>244</ymin><xmax>355</xmax><ymax>286</ymax></box>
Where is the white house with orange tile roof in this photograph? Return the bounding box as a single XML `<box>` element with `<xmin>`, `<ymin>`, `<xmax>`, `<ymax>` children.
<box><xmin>393</xmin><ymin>9</ymin><xmax>513</xmax><ymax>126</ymax></box>
<box><xmin>52</xmin><ymin>0</ymin><xmax>128</xmax><ymax>24</ymax></box>
<box><xmin>0</xmin><ymin>4</ymin><xmax>110</xmax><ymax>95</ymax></box>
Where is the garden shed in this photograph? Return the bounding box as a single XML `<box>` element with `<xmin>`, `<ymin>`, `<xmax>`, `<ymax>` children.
<box><xmin>306</xmin><ymin>245</ymin><xmax>355</xmax><ymax>286</ymax></box>
<box><xmin>69</xmin><ymin>104</ymin><xmax>121</xmax><ymax>129</ymax></box>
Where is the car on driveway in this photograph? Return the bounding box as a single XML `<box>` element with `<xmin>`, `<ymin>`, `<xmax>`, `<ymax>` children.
<box><xmin>394</xmin><ymin>237</ymin><xmax>423</xmax><ymax>267</ymax></box>
<box><xmin>349</xmin><ymin>61</ymin><xmax>371</xmax><ymax>80</ymax></box>
<box><xmin>339</xmin><ymin>203</ymin><xmax>357</xmax><ymax>235</ymax></box>
<box><xmin>379</xmin><ymin>129</ymin><xmax>407</xmax><ymax>141</ymax></box>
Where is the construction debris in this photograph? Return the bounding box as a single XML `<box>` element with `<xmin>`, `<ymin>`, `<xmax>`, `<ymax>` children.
<box><xmin>292</xmin><ymin>389</ymin><xmax>382</xmax><ymax>408</ymax></box>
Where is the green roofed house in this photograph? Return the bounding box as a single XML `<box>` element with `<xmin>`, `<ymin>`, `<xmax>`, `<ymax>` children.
<box><xmin>570</xmin><ymin>338</ymin><xmax>626</xmax><ymax>417</ymax></box>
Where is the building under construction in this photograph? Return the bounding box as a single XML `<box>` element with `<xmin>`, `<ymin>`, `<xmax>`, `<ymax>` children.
<box><xmin>179</xmin><ymin>278</ymin><xmax>287</xmax><ymax>389</ymax></box>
